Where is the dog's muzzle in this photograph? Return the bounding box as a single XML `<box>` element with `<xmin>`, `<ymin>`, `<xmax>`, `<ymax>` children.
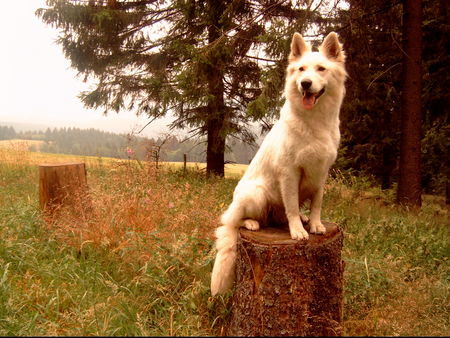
<box><xmin>302</xmin><ymin>87</ymin><xmax>325</xmax><ymax>109</ymax></box>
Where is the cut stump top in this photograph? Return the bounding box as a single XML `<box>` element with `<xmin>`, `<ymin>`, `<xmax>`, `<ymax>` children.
<box><xmin>239</xmin><ymin>221</ymin><xmax>340</xmax><ymax>246</ymax></box>
<box><xmin>39</xmin><ymin>162</ymin><xmax>85</xmax><ymax>167</ymax></box>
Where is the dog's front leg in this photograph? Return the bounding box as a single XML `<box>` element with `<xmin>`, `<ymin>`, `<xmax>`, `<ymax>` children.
<box><xmin>309</xmin><ymin>186</ymin><xmax>326</xmax><ymax>234</ymax></box>
<box><xmin>280</xmin><ymin>171</ymin><xmax>309</xmax><ymax>240</ymax></box>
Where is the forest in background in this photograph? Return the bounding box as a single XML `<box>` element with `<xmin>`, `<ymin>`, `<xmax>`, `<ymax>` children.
<box><xmin>334</xmin><ymin>0</ymin><xmax>448</xmax><ymax>199</ymax></box>
<box><xmin>0</xmin><ymin>125</ymin><xmax>257</xmax><ymax>165</ymax></box>
<box><xmin>35</xmin><ymin>0</ymin><xmax>449</xmax><ymax>203</ymax></box>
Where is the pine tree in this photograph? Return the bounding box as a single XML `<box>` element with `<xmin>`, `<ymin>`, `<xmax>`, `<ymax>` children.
<box><xmin>37</xmin><ymin>0</ymin><xmax>329</xmax><ymax>176</ymax></box>
<box><xmin>397</xmin><ymin>0</ymin><xmax>423</xmax><ymax>206</ymax></box>
<box><xmin>329</xmin><ymin>0</ymin><xmax>446</xmax><ymax>200</ymax></box>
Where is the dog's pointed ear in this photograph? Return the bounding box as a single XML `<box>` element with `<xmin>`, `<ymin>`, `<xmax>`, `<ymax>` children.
<box><xmin>319</xmin><ymin>32</ymin><xmax>345</xmax><ymax>63</ymax></box>
<box><xmin>289</xmin><ymin>32</ymin><xmax>310</xmax><ymax>62</ymax></box>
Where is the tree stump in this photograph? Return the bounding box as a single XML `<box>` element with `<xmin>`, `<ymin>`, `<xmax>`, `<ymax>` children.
<box><xmin>229</xmin><ymin>222</ymin><xmax>344</xmax><ymax>337</ymax></box>
<box><xmin>39</xmin><ymin>162</ymin><xmax>89</xmax><ymax>213</ymax></box>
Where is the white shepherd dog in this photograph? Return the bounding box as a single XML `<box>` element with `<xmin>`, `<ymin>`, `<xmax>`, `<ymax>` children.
<box><xmin>211</xmin><ymin>32</ymin><xmax>347</xmax><ymax>296</ymax></box>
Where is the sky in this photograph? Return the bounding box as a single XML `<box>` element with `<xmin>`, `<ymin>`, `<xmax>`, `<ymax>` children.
<box><xmin>0</xmin><ymin>1</ymin><xmax>173</xmax><ymax>138</ymax></box>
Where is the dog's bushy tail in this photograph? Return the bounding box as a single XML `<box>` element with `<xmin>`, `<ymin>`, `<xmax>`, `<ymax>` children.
<box><xmin>211</xmin><ymin>202</ymin><xmax>244</xmax><ymax>296</ymax></box>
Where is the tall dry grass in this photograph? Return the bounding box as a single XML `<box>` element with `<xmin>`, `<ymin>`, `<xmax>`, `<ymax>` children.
<box><xmin>45</xmin><ymin>161</ymin><xmax>226</xmax><ymax>263</ymax></box>
<box><xmin>0</xmin><ymin>147</ymin><xmax>448</xmax><ymax>336</ymax></box>
<box><xmin>0</xmin><ymin>148</ymin><xmax>236</xmax><ymax>335</ymax></box>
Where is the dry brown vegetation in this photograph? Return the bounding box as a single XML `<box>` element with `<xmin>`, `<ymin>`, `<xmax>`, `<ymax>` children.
<box><xmin>45</xmin><ymin>162</ymin><xmax>223</xmax><ymax>265</ymax></box>
<box><xmin>0</xmin><ymin>147</ymin><xmax>448</xmax><ymax>336</ymax></box>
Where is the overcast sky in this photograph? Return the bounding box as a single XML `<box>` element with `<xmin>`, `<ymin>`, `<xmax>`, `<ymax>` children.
<box><xmin>0</xmin><ymin>1</ymin><xmax>172</xmax><ymax>138</ymax></box>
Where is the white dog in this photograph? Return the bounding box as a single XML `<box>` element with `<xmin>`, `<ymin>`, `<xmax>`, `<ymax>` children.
<box><xmin>211</xmin><ymin>32</ymin><xmax>347</xmax><ymax>295</ymax></box>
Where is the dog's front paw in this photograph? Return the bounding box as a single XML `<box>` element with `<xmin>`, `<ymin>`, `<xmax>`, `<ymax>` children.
<box><xmin>310</xmin><ymin>221</ymin><xmax>326</xmax><ymax>234</ymax></box>
<box><xmin>243</xmin><ymin>219</ymin><xmax>260</xmax><ymax>231</ymax></box>
<box><xmin>289</xmin><ymin>224</ymin><xmax>309</xmax><ymax>240</ymax></box>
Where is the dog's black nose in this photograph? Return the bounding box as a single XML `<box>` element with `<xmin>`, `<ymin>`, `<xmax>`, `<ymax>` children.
<box><xmin>301</xmin><ymin>80</ymin><xmax>312</xmax><ymax>90</ymax></box>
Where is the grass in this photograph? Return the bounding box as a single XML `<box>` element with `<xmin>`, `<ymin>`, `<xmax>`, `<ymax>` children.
<box><xmin>162</xmin><ymin>161</ymin><xmax>248</xmax><ymax>179</ymax></box>
<box><xmin>0</xmin><ymin>139</ymin><xmax>247</xmax><ymax>179</ymax></box>
<box><xmin>0</xmin><ymin>146</ymin><xmax>448</xmax><ymax>336</ymax></box>
<box><xmin>324</xmin><ymin>171</ymin><xmax>449</xmax><ymax>336</ymax></box>
<box><xmin>0</xmin><ymin>139</ymin><xmax>46</xmax><ymax>151</ymax></box>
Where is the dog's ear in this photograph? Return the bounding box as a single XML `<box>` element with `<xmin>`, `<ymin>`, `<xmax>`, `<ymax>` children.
<box><xmin>319</xmin><ymin>32</ymin><xmax>345</xmax><ymax>63</ymax></box>
<box><xmin>289</xmin><ymin>32</ymin><xmax>310</xmax><ymax>62</ymax></box>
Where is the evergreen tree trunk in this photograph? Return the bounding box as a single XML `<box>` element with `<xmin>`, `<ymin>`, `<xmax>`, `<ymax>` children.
<box><xmin>397</xmin><ymin>0</ymin><xmax>423</xmax><ymax>206</ymax></box>
<box><xmin>206</xmin><ymin>0</ymin><xmax>226</xmax><ymax>177</ymax></box>
<box><xmin>206</xmin><ymin>117</ymin><xmax>226</xmax><ymax>177</ymax></box>
<box><xmin>205</xmin><ymin>55</ymin><xmax>226</xmax><ymax>177</ymax></box>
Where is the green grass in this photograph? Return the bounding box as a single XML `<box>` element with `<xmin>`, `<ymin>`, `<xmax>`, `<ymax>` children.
<box><xmin>323</xmin><ymin>173</ymin><xmax>449</xmax><ymax>335</ymax></box>
<box><xmin>0</xmin><ymin>150</ymin><xmax>448</xmax><ymax>336</ymax></box>
<box><xmin>0</xmin><ymin>153</ymin><xmax>235</xmax><ymax>335</ymax></box>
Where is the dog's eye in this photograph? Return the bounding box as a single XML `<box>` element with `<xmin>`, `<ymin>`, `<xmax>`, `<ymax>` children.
<box><xmin>299</xmin><ymin>67</ymin><xmax>305</xmax><ymax>72</ymax></box>
<box><xmin>317</xmin><ymin>66</ymin><xmax>326</xmax><ymax>71</ymax></box>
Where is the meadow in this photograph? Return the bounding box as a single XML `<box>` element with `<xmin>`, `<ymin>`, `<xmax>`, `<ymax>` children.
<box><xmin>0</xmin><ymin>139</ymin><xmax>46</xmax><ymax>151</ymax></box>
<box><xmin>0</xmin><ymin>144</ymin><xmax>448</xmax><ymax>336</ymax></box>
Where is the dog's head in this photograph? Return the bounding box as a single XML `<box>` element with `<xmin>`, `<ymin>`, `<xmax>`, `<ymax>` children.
<box><xmin>285</xmin><ymin>32</ymin><xmax>347</xmax><ymax>110</ymax></box>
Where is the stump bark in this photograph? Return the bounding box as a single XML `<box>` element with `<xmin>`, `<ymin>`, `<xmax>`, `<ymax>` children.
<box><xmin>229</xmin><ymin>222</ymin><xmax>344</xmax><ymax>337</ymax></box>
<box><xmin>39</xmin><ymin>162</ymin><xmax>89</xmax><ymax>213</ymax></box>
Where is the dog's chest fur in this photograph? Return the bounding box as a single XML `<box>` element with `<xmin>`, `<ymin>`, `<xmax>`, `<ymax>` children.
<box><xmin>278</xmin><ymin>117</ymin><xmax>339</xmax><ymax>169</ymax></box>
<box><xmin>242</xmin><ymin>104</ymin><xmax>339</xmax><ymax>204</ymax></box>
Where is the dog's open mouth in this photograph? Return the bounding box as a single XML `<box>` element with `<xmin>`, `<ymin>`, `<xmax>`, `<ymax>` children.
<box><xmin>302</xmin><ymin>88</ymin><xmax>325</xmax><ymax>109</ymax></box>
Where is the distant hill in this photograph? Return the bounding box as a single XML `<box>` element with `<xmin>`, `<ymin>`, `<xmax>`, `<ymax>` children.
<box><xmin>0</xmin><ymin>125</ymin><xmax>258</xmax><ymax>164</ymax></box>
<box><xmin>0</xmin><ymin>115</ymin><xmax>176</xmax><ymax>139</ymax></box>
<box><xmin>0</xmin><ymin>121</ymin><xmax>51</xmax><ymax>133</ymax></box>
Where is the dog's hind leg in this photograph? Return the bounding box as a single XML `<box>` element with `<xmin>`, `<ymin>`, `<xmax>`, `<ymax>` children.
<box><xmin>300</xmin><ymin>213</ymin><xmax>309</xmax><ymax>224</ymax></box>
<box><xmin>243</xmin><ymin>219</ymin><xmax>260</xmax><ymax>231</ymax></box>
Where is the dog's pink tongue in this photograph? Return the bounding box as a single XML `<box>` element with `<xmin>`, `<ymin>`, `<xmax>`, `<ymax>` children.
<box><xmin>303</xmin><ymin>95</ymin><xmax>315</xmax><ymax>109</ymax></box>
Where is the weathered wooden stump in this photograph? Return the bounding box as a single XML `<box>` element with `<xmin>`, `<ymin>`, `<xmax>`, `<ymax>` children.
<box><xmin>229</xmin><ymin>222</ymin><xmax>344</xmax><ymax>337</ymax></box>
<box><xmin>39</xmin><ymin>162</ymin><xmax>89</xmax><ymax>213</ymax></box>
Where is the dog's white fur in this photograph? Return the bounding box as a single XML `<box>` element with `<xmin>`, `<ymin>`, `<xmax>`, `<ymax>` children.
<box><xmin>211</xmin><ymin>32</ymin><xmax>347</xmax><ymax>295</ymax></box>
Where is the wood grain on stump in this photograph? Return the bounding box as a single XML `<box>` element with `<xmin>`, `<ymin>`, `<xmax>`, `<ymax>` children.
<box><xmin>39</xmin><ymin>162</ymin><xmax>89</xmax><ymax>213</ymax></box>
<box><xmin>229</xmin><ymin>222</ymin><xmax>344</xmax><ymax>337</ymax></box>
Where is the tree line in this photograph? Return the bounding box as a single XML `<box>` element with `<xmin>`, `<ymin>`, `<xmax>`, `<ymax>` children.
<box><xmin>36</xmin><ymin>0</ymin><xmax>448</xmax><ymax>205</ymax></box>
<box><xmin>335</xmin><ymin>0</ymin><xmax>447</xmax><ymax>203</ymax></box>
<box><xmin>0</xmin><ymin>125</ymin><xmax>257</xmax><ymax>164</ymax></box>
